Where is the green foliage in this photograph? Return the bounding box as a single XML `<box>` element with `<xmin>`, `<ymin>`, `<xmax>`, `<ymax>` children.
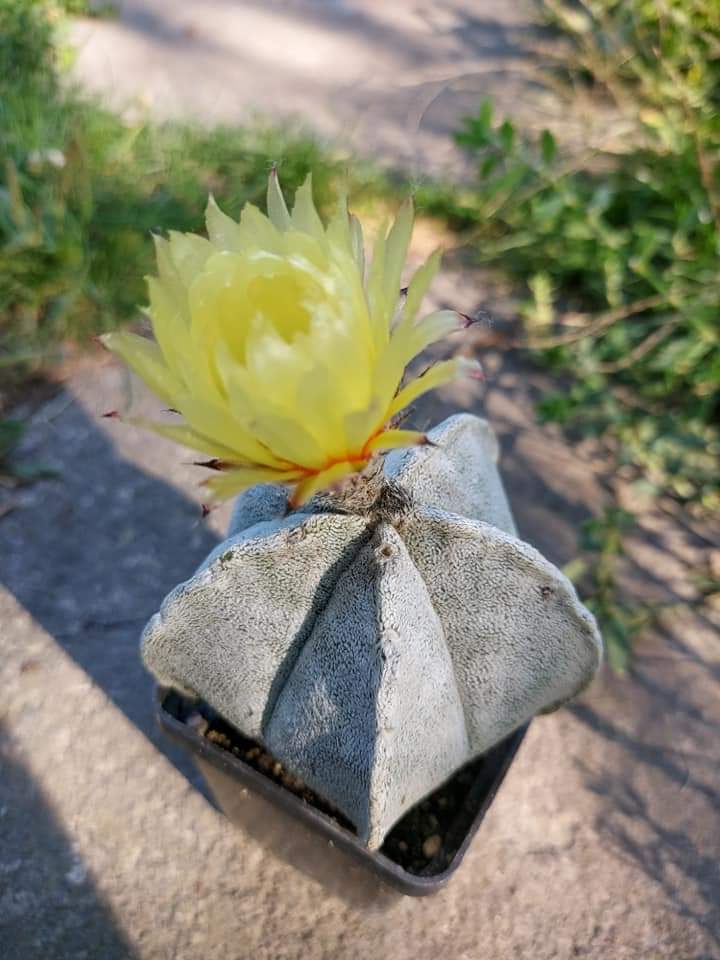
<box><xmin>429</xmin><ymin>1</ymin><xmax>720</xmax><ymax>516</ymax></box>
<box><xmin>0</xmin><ymin>0</ymin><xmax>346</xmax><ymax>399</ymax></box>
<box><xmin>563</xmin><ymin>508</ymin><xmax>650</xmax><ymax>673</ymax></box>
<box><xmin>447</xmin><ymin>102</ymin><xmax>720</xmax><ymax>511</ymax></box>
<box><xmin>58</xmin><ymin>0</ymin><xmax>116</xmax><ymax>15</ymax></box>
<box><xmin>425</xmin><ymin>0</ymin><xmax>720</xmax><ymax>666</ymax></box>
<box><xmin>0</xmin><ymin>418</ymin><xmax>57</xmax><ymax>485</ymax></box>
<box><xmin>0</xmin><ymin>0</ymin><xmax>57</xmax><ymax>96</ymax></box>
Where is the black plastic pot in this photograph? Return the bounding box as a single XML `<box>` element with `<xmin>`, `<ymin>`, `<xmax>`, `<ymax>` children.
<box><xmin>157</xmin><ymin>687</ymin><xmax>527</xmax><ymax>900</ymax></box>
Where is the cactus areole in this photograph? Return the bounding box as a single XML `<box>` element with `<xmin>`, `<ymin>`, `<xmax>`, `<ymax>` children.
<box><xmin>103</xmin><ymin>174</ymin><xmax>602</xmax><ymax>852</ymax></box>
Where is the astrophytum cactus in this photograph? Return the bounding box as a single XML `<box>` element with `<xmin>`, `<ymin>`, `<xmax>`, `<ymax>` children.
<box><xmin>142</xmin><ymin>412</ymin><xmax>602</xmax><ymax>849</ymax></box>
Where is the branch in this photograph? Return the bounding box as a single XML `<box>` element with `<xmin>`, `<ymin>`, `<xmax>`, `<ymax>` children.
<box><xmin>519</xmin><ymin>294</ymin><xmax>665</xmax><ymax>349</ymax></box>
<box><xmin>595</xmin><ymin>318</ymin><xmax>677</xmax><ymax>372</ymax></box>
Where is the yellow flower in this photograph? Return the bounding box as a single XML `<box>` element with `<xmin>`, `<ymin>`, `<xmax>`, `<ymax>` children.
<box><xmin>101</xmin><ymin>171</ymin><xmax>481</xmax><ymax>506</ymax></box>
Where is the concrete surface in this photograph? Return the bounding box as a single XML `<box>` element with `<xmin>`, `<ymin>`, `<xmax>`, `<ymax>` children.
<box><xmin>68</xmin><ymin>0</ymin><xmax>612</xmax><ymax>176</ymax></box>
<box><xmin>2</xmin><ymin>323</ymin><xmax>719</xmax><ymax>959</ymax></box>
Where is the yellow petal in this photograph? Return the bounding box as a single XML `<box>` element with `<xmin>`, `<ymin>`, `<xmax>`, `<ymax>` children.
<box><xmin>204</xmin><ymin>465</ymin><xmax>306</xmax><ymax>500</ymax></box>
<box><xmin>398</xmin><ymin>309</ymin><xmax>461</xmax><ymax>362</ymax></box>
<box><xmin>366</xmin><ymin>219</ymin><xmax>389</xmax><ymax>345</ymax></box>
<box><xmin>343</xmin><ymin>399</ymin><xmax>382</xmax><ymax>453</ymax></box>
<box><xmin>364</xmin><ymin>429</ymin><xmax>427</xmax><ymax>454</ymax></box>
<box><xmin>291</xmin><ymin>174</ymin><xmax>325</xmax><ymax>242</ymax></box>
<box><xmin>167</xmin><ymin>231</ymin><xmax>214</xmax><ymax>282</ymax></box>
<box><xmin>176</xmin><ymin>390</ymin><xmax>286</xmax><ymax>468</ymax></box>
<box><xmin>237</xmin><ymin>203</ymin><xmax>283</xmax><ymax>252</ymax></box>
<box><xmin>326</xmin><ymin>194</ymin><xmax>352</xmax><ymax>256</ymax></box>
<box><xmin>267</xmin><ymin>168</ymin><xmax>291</xmax><ymax>230</ymax></box>
<box><xmin>382</xmin><ymin>198</ymin><xmax>414</xmax><ymax>316</ymax></box>
<box><xmin>349</xmin><ymin>213</ymin><xmax>365</xmax><ymax>277</ymax></box>
<box><xmin>205</xmin><ymin>195</ymin><xmax>242</xmax><ymax>250</ymax></box>
<box><xmin>153</xmin><ymin>235</ymin><xmax>185</xmax><ymax>307</ymax></box>
<box><xmin>100</xmin><ymin>331</ymin><xmax>180</xmax><ymax>406</ymax></box>
<box><xmin>124</xmin><ymin>416</ymin><xmax>240</xmax><ymax>460</ymax></box>
<box><xmin>147</xmin><ymin>276</ymin><xmax>191</xmax><ymax>381</ymax></box>
<box><xmin>248</xmin><ymin>412</ymin><xmax>328</xmax><ymax>470</ymax></box>
<box><xmin>388</xmin><ymin>356</ymin><xmax>482</xmax><ymax>417</ymax></box>
<box><xmin>398</xmin><ymin>248</ymin><xmax>442</xmax><ymax>331</ymax></box>
<box><xmin>289</xmin><ymin>460</ymin><xmax>365</xmax><ymax>507</ymax></box>
<box><xmin>372</xmin><ymin>310</ymin><xmax>461</xmax><ymax>414</ymax></box>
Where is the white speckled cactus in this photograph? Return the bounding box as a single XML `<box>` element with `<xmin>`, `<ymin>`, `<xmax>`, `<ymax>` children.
<box><xmin>143</xmin><ymin>413</ymin><xmax>602</xmax><ymax>849</ymax></box>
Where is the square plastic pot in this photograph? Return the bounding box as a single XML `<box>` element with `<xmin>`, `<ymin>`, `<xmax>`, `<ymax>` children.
<box><xmin>157</xmin><ymin>687</ymin><xmax>527</xmax><ymax>899</ymax></box>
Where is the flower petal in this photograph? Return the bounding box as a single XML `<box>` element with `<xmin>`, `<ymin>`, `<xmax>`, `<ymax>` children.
<box><xmin>204</xmin><ymin>465</ymin><xmax>306</xmax><ymax>500</ymax></box>
<box><xmin>175</xmin><ymin>389</ymin><xmax>287</xmax><ymax>468</ymax></box>
<box><xmin>349</xmin><ymin>213</ymin><xmax>366</xmax><ymax>277</ymax></box>
<box><xmin>205</xmin><ymin>195</ymin><xmax>243</xmax><ymax>250</ymax></box>
<box><xmin>388</xmin><ymin>356</ymin><xmax>482</xmax><ymax>417</ymax></box>
<box><xmin>326</xmin><ymin>194</ymin><xmax>352</xmax><ymax>256</ymax></box>
<box><xmin>124</xmin><ymin>417</ymin><xmax>240</xmax><ymax>460</ymax></box>
<box><xmin>167</xmin><ymin>231</ymin><xmax>214</xmax><ymax>283</ymax></box>
<box><xmin>249</xmin><ymin>412</ymin><xmax>328</xmax><ymax>470</ymax></box>
<box><xmin>364</xmin><ymin>428</ymin><xmax>427</xmax><ymax>454</ymax></box>
<box><xmin>267</xmin><ymin>168</ymin><xmax>291</xmax><ymax>230</ymax></box>
<box><xmin>291</xmin><ymin>174</ymin><xmax>325</xmax><ymax>242</ymax></box>
<box><xmin>366</xmin><ymin>219</ymin><xmax>389</xmax><ymax>346</ymax></box>
<box><xmin>398</xmin><ymin>249</ymin><xmax>442</xmax><ymax>331</ymax></box>
<box><xmin>382</xmin><ymin>198</ymin><xmax>414</xmax><ymax>316</ymax></box>
<box><xmin>147</xmin><ymin>277</ymin><xmax>192</xmax><ymax>382</ymax></box>
<box><xmin>238</xmin><ymin>203</ymin><xmax>283</xmax><ymax>252</ymax></box>
<box><xmin>289</xmin><ymin>460</ymin><xmax>365</xmax><ymax>507</ymax></box>
<box><xmin>371</xmin><ymin>310</ymin><xmax>462</xmax><ymax>416</ymax></box>
<box><xmin>100</xmin><ymin>331</ymin><xmax>180</xmax><ymax>406</ymax></box>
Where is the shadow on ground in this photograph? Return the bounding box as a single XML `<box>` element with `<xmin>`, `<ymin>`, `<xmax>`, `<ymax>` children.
<box><xmin>114</xmin><ymin>0</ymin><xmax>540</xmax><ymax>69</ymax></box>
<box><xmin>570</xmin><ymin>621</ymin><xmax>720</xmax><ymax>951</ymax></box>
<box><xmin>0</xmin><ymin>391</ymin><xmax>221</xmax><ymax>797</ymax></box>
<box><xmin>0</xmin><ymin>720</ymin><xmax>137</xmax><ymax>960</ymax></box>
<box><xmin>2</xmin><ymin>363</ymin><xmax>719</xmax><ymax>950</ymax></box>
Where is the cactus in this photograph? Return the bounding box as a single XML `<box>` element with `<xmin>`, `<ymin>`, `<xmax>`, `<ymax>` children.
<box><xmin>142</xmin><ymin>413</ymin><xmax>602</xmax><ymax>849</ymax></box>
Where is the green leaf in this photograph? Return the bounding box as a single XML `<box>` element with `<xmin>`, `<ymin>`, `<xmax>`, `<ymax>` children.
<box><xmin>540</xmin><ymin>129</ymin><xmax>557</xmax><ymax>164</ymax></box>
<box><xmin>478</xmin><ymin>99</ymin><xmax>493</xmax><ymax>133</ymax></box>
<box><xmin>0</xmin><ymin>420</ymin><xmax>24</xmax><ymax>461</ymax></box>
<box><xmin>499</xmin><ymin>120</ymin><xmax>516</xmax><ymax>154</ymax></box>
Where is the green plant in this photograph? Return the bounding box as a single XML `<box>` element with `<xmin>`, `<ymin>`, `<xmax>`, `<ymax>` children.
<box><xmin>563</xmin><ymin>508</ymin><xmax>651</xmax><ymax>673</ymax></box>
<box><xmin>58</xmin><ymin>0</ymin><xmax>116</xmax><ymax>16</ymax></box>
<box><xmin>433</xmin><ymin>95</ymin><xmax>719</xmax><ymax>511</ymax></box>
<box><xmin>417</xmin><ymin>0</ymin><xmax>720</xmax><ymax>665</ymax></box>
<box><xmin>0</xmin><ymin>418</ymin><xmax>57</xmax><ymax>486</ymax></box>
<box><xmin>0</xmin><ymin>1</ymin><xmax>351</xmax><ymax>403</ymax></box>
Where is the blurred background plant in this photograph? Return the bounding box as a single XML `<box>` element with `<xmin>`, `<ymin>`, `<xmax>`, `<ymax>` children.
<box><xmin>422</xmin><ymin>0</ymin><xmax>719</xmax><ymax>516</ymax></box>
<box><xmin>58</xmin><ymin>0</ymin><xmax>116</xmax><ymax>16</ymax></box>
<box><xmin>414</xmin><ymin>0</ymin><xmax>720</xmax><ymax>667</ymax></box>
<box><xmin>0</xmin><ymin>0</ymin><xmax>347</xmax><ymax>409</ymax></box>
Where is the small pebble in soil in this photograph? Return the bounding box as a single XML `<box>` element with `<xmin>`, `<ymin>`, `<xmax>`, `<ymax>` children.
<box><xmin>187</xmin><ymin>712</ymin><xmax>208</xmax><ymax>735</ymax></box>
<box><xmin>422</xmin><ymin>834</ymin><xmax>442</xmax><ymax>859</ymax></box>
